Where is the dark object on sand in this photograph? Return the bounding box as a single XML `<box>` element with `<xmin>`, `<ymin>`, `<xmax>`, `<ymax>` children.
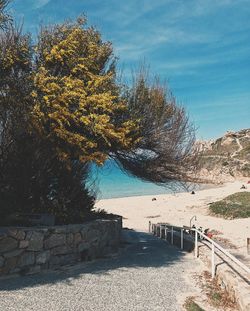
<box><xmin>152</xmin><ymin>198</ymin><xmax>157</xmax><ymax>201</ymax></box>
<box><xmin>191</xmin><ymin>191</ymin><xmax>195</xmax><ymax>195</ymax></box>
<box><xmin>241</xmin><ymin>185</ymin><xmax>246</xmax><ymax>189</ymax></box>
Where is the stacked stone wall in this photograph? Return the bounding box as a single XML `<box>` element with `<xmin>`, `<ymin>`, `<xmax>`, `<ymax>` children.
<box><xmin>0</xmin><ymin>218</ymin><xmax>122</xmax><ymax>276</ymax></box>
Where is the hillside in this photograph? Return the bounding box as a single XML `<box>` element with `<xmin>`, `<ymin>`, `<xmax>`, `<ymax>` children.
<box><xmin>198</xmin><ymin>129</ymin><xmax>250</xmax><ymax>183</ymax></box>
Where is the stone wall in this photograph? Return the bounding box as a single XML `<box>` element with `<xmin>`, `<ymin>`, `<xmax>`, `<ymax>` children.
<box><xmin>0</xmin><ymin>217</ymin><xmax>122</xmax><ymax>276</ymax></box>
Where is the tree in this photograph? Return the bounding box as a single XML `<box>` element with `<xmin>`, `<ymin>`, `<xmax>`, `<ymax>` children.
<box><xmin>0</xmin><ymin>19</ymin><xmax>139</xmax><ymax>223</ymax></box>
<box><xmin>0</xmin><ymin>11</ymin><xmax>198</xmax><ymax>224</ymax></box>
<box><xmin>32</xmin><ymin>19</ymin><xmax>139</xmax><ymax>165</ymax></box>
<box><xmin>114</xmin><ymin>69</ymin><xmax>198</xmax><ymax>187</ymax></box>
<box><xmin>0</xmin><ymin>0</ymin><xmax>11</xmax><ymax>29</ymax></box>
<box><xmin>0</xmin><ymin>22</ymin><xmax>95</xmax><ymax>223</ymax></box>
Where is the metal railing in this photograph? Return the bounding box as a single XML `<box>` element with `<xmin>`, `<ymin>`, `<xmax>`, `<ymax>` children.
<box><xmin>149</xmin><ymin>221</ymin><xmax>250</xmax><ymax>280</ymax></box>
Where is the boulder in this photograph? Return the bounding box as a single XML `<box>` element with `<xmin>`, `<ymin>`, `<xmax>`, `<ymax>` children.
<box><xmin>3</xmin><ymin>256</ymin><xmax>18</xmax><ymax>273</ymax></box>
<box><xmin>78</xmin><ymin>242</ymin><xmax>90</xmax><ymax>253</ymax></box>
<box><xmin>18</xmin><ymin>252</ymin><xmax>35</xmax><ymax>267</ymax></box>
<box><xmin>80</xmin><ymin>227</ymin><xmax>88</xmax><ymax>240</ymax></box>
<box><xmin>4</xmin><ymin>249</ymin><xmax>23</xmax><ymax>259</ymax></box>
<box><xmin>26</xmin><ymin>265</ymin><xmax>41</xmax><ymax>275</ymax></box>
<box><xmin>86</xmin><ymin>229</ymin><xmax>100</xmax><ymax>242</ymax></box>
<box><xmin>27</xmin><ymin>231</ymin><xmax>44</xmax><ymax>251</ymax></box>
<box><xmin>36</xmin><ymin>251</ymin><xmax>50</xmax><ymax>264</ymax></box>
<box><xmin>74</xmin><ymin>233</ymin><xmax>82</xmax><ymax>245</ymax></box>
<box><xmin>0</xmin><ymin>237</ymin><xmax>18</xmax><ymax>253</ymax></box>
<box><xmin>66</xmin><ymin>233</ymin><xmax>74</xmax><ymax>246</ymax></box>
<box><xmin>49</xmin><ymin>254</ymin><xmax>76</xmax><ymax>267</ymax></box>
<box><xmin>44</xmin><ymin>234</ymin><xmax>66</xmax><ymax>249</ymax></box>
<box><xmin>19</xmin><ymin>240</ymin><xmax>29</xmax><ymax>249</ymax></box>
<box><xmin>15</xmin><ymin>230</ymin><xmax>26</xmax><ymax>241</ymax></box>
<box><xmin>51</xmin><ymin>246</ymin><xmax>72</xmax><ymax>255</ymax></box>
<box><xmin>0</xmin><ymin>256</ymin><xmax>4</xmax><ymax>268</ymax></box>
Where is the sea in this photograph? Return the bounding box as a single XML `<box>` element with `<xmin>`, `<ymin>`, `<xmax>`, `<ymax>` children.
<box><xmin>89</xmin><ymin>160</ymin><xmax>195</xmax><ymax>199</ymax></box>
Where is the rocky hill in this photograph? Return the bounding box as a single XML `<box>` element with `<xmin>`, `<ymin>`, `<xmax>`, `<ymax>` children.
<box><xmin>198</xmin><ymin>129</ymin><xmax>250</xmax><ymax>183</ymax></box>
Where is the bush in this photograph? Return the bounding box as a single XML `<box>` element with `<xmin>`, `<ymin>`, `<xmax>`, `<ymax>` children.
<box><xmin>209</xmin><ymin>192</ymin><xmax>250</xmax><ymax>219</ymax></box>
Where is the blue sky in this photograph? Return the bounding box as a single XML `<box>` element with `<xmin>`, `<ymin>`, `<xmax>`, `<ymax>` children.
<box><xmin>10</xmin><ymin>0</ymin><xmax>250</xmax><ymax>140</ymax></box>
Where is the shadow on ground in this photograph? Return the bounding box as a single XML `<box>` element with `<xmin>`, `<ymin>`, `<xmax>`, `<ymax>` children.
<box><xmin>0</xmin><ymin>229</ymin><xmax>188</xmax><ymax>291</ymax></box>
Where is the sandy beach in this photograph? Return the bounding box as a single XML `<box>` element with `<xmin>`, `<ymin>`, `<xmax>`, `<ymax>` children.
<box><xmin>96</xmin><ymin>180</ymin><xmax>250</xmax><ymax>264</ymax></box>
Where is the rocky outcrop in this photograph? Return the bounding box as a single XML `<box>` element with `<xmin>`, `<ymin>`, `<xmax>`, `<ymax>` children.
<box><xmin>0</xmin><ymin>217</ymin><xmax>122</xmax><ymax>276</ymax></box>
<box><xmin>198</xmin><ymin>128</ymin><xmax>250</xmax><ymax>183</ymax></box>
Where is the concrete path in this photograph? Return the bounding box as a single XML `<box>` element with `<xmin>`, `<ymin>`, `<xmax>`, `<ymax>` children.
<box><xmin>0</xmin><ymin>230</ymin><xmax>198</xmax><ymax>311</ymax></box>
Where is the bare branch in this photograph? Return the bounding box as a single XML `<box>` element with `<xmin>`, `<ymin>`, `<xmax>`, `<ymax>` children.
<box><xmin>114</xmin><ymin>68</ymin><xmax>199</xmax><ymax>188</ymax></box>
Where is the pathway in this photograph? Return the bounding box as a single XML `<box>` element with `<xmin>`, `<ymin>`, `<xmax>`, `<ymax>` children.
<box><xmin>0</xmin><ymin>230</ymin><xmax>198</xmax><ymax>311</ymax></box>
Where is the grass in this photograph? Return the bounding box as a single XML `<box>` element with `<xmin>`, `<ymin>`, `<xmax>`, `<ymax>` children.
<box><xmin>184</xmin><ymin>297</ymin><xmax>205</xmax><ymax>311</ymax></box>
<box><xmin>194</xmin><ymin>271</ymin><xmax>236</xmax><ymax>310</ymax></box>
<box><xmin>209</xmin><ymin>191</ymin><xmax>250</xmax><ymax>219</ymax></box>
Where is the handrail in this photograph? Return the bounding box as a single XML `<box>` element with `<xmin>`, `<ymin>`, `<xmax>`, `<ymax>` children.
<box><xmin>149</xmin><ymin>222</ymin><xmax>250</xmax><ymax>279</ymax></box>
<box><xmin>192</xmin><ymin>228</ymin><xmax>250</xmax><ymax>276</ymax></box>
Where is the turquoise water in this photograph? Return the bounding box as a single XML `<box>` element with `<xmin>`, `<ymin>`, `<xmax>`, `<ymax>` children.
<box><xmin>90</xmin><ymin>160</ymin><xmax>177</xmax><ymax>199</ymax></box>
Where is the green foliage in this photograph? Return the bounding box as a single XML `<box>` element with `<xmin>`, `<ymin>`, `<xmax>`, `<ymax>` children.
<box><xmin>209</xmin><ymin>192</ymin><xmax>250</xmax><ymax>219</ymax></box>
<box><xmin>33</xmin><ymin>20</ymin><xmax>139</xmax><ymax>165</ymax></box>
<box><xmin>0</xmin><ymin>9</ymin><xmax>197</xmax><ymax>224</ymax></box>
<box><xmin>184</xmin><ymin>297</ymin><xmax>205</xmax><ymax>311</ymax></box>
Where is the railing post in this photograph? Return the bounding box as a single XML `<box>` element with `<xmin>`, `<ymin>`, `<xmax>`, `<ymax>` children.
<box><xmin>195</xmin><ymin>230</ymin><xmax>198</xmax><ymax>258</ymax></box>
<box><xmin>212</xmin><ymin>243</ymin><xmax>215</xmax><ymax>278</ymax></box>
<box><xmin>171</xmin><ymin>227</ymin><xmax>174</xmax><ymax>244</ymax></box>
<box><xmin>181</xmin><ymin>229</ymin><xmax>184</xmax><ymax>250</ymax></box>
<box><xmin>160</xmin><ymin>225</ymin><xmax>162</xmax><ymax>238</ymax></box>
<box><xmin>165</xmin><ymin>228</ymin><xmax>168</xmax><ymax>241</ymax></box>
<box><xmin>149</xmin><ymin>221</ymin><xmax>151</xmax><ymax>233</ymax></box>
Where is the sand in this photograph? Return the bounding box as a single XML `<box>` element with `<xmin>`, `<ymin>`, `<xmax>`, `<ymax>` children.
<box><xmin>95</xmin><ymin>180</ymin><xmax>250</xmax><ymax>265</ymax></box>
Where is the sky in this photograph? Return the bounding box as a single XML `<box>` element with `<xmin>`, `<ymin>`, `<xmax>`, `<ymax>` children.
<box><xmin>9</xmin><ymin>0</ymin><xmax>250</xmax><ymax>140</ymax></box>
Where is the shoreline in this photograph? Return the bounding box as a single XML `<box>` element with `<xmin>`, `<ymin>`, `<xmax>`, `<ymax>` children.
<box><xmin>96</xmin><ymin>180</ymin><xmax>224</xmax><ymax>202</ymax></box>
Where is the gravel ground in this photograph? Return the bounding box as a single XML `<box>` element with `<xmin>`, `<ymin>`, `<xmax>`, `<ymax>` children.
<box><xmin>0</xmin><ymin>230</ymin><xmax>198</xmax><ymax>311</ymax></box>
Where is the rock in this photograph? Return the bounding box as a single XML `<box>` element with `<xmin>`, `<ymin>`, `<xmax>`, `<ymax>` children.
<box><xmin>36</xmin><ymin>251</ymin><xmax>50</xmax><ymax>264</ymax></box>
<box><xmin>26</xmin><ymin>265</ymin><xmax>41</xmax><ymax>275</ymax></box>
<box><xmin>66</xmin><ymin>233</ymin><xmax>74</xmax><ymax>245</ymax></box>
<box><xmin>53</xmin><ymin>226</ymin><xmax>67</xmax><ymax>234</ymax></box>
<box><xmin>19</xmin><ymin>240</ymin><xmax>29</xmax><ymax>249</ymax></box>
<box><xmin>0</xmin><ymin>237</ymin><xmax>18</xmax><ymax>253</ymax></box>
<box><xmin>0</xmin><ymin>219</ymin><xmax>122</xmax><ymax>276</ymax></box>
<box><xmin>10</xmin><ymin>267</ymin><xmax>21</xmax><ymax>274</ymax></box>
<box><xmin>74</xmin><ymin>232</ymin><xmax>82</xmax><ymax>245</ymax></box>
<box><xmin>49</xmin><ymin>254</ymin><xmax>76</xmax><ymax>268</ymax></box>
<box><xmin>86</xmin><ymin>230</ymin><xmax>100</xmax><ymax>242</ymax></box>
<box><xmin>44</xmin><ymin>234</ymin><xmax>66</xmax><ymax>249</ymax></box>
<box><xmin>0</xmin><ymin>228</ymin><xmax>9</xmax><ymax>238</ymax></box>
<box><xmin>51</xmin><ymin>246</ymin><xmax>72</xmax><ymax>255</ymax></box>
<box><xmin>3</xmin><ymin>256</ymin><xmax>18</xmax><ymax>273</ymax></box>
<box><xmin>15</xmin><ymin>230</ymin><xmax>26</xmax><ymax>241</ymax></box>
<box><xmin>18</xmin><ymin>252</ymin><xmax>35</xmax><ymax>267</ymax></box>
<box><xmin>221</xmin><ymin>136</ymin><xmax>235</xmax><ymax>146</ymax></box>
<box><xmin>80</xmin><ymin>228</ymin><xmax>88</xmax><ymax>240</ymax></box>
<box><xmin>78</xmin><ymin>242</ymin><xmax>90</xmax><ymax>252</ymax></box>
<box><xmin>27</xmin><ymin>231</ymin><xmax>44</xmax><ymax>251</ymax></box>
<box><xmin>7</xmin><ymin>229</ymin><xmax>18</xmax><ymax>238</ymax></box>
<box><xmin>3</xmin><ymin>249</ymin><xmax>24</xmax><ymax>258</ymax></box>
<box><xmin>67</xmin><ymin>224</ymin><xmax>84</xmax><ymax>234</ymax></box>
<box><xmin>0</xmin><ymin>256</ymin><xmax>4</xmax><ymax>268</ymax></box>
